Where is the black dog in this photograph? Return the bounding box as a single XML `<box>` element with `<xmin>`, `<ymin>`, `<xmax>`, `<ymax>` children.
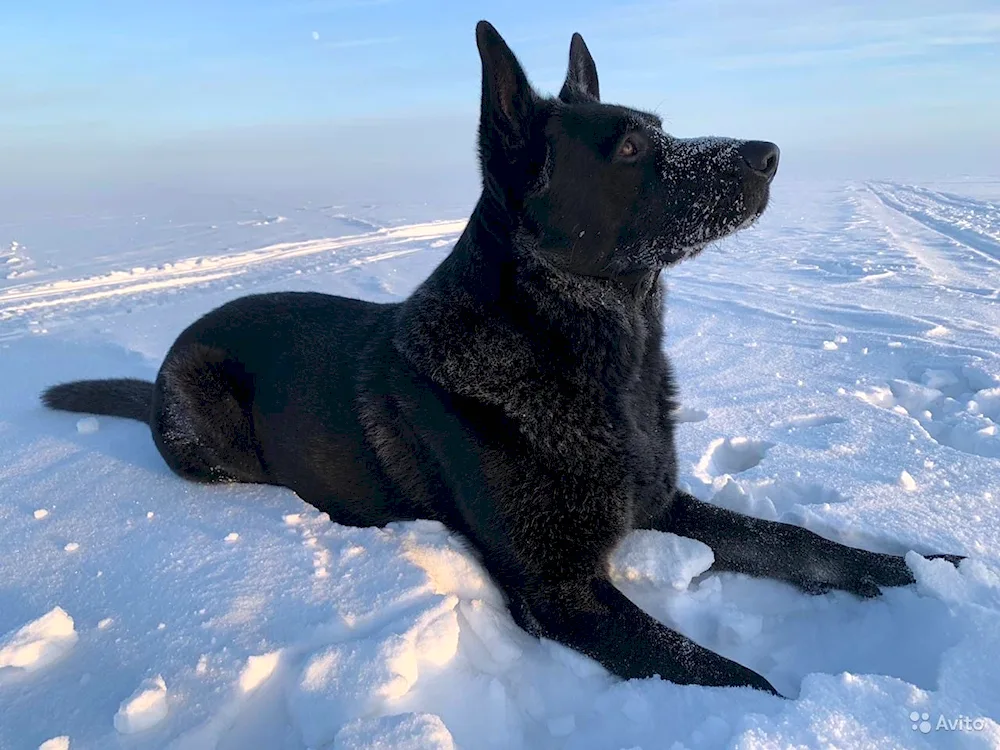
<box><xmin>42</xmin><ymin>22</ymin><xmax>959</xmax><ymax>695</ymax></box>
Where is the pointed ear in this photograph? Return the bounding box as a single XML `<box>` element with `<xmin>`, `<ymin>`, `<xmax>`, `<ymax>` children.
<box><xmin>476</xmin><ymin>21</ymin><xmax>535</xmax><ymax>144</ymax></box>
<box><xmin>559</xmin><ymin>32</ymin><xmax>600</xmax><ymax>103</ymax></box>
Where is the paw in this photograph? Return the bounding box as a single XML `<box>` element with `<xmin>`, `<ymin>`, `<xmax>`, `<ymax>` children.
<box><xmin>841</xmin><ymin>575</ymin><xmax>886</xmax><ymax>599</ymax></box>
<box><xmin>796</xmin><ymin>579</ymin><xmax>832</xmax><ymax>596</ymax></box>
<box><xmin>790</xmin><ymin>549</ymin><xmax>964</xmax><ymax>600</ymax></box>
<box><xmin>728</xmin><ymin>662</ymin><xmax>782</xmax><ymax>696</ymax></box>
<box><xmin>794</xmin><ymin>573</ymin><xmax>882</xmax><ymax>599</ymax></box>
<box><xmin>700</xmin><ymin>654</ymin><xmax>782</xmax><ymax>696</ymax></box>
<box><xmin>789</xmin><ymin>548</ymin><xmax>910</xmax><ymax>598</ymax></box>
<box><xmin>926</xmin><ymin>553</ymin><xmax>964</xmax><ymax>567</ymax></box>
<box><xmin>835</xmin><ymin>551</ymin><xmax>964</xmax><ymax>598</ymax></box>
<box><xmin>842</xmin><ymin>552</ymin><xmax>914</xmax><ymax>596</ymax></box>
<box><xmin>745</xmin><ymin>670</ymin><xmax>782</xmax><ymax>696</ymax></box>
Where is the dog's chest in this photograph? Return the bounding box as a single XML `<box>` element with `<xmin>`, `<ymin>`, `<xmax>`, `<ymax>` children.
<box><xmin>528</xmin><ymin>362</ymin><xmax>670</xmax><ymax>484</ymax></box>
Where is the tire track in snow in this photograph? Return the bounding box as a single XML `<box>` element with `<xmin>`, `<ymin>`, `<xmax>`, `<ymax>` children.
<box><xmin>866</xmin><ymin>182</ymin><xmax>1000</xmax><ymax>270</ymax></box>
<box><xmin>854</xmin><ymin>187</ymin><xmax>997</xmax><ymax>302</ymax></box>
<box><xmin>673</xmin><ymin>274</ymin><xmax>1000</xmax><ymax>361</ymax></box>
<box><xmin>0</xmin><ymin>219</ymin><xmax>466</xmax><ymax>318</ymax></box>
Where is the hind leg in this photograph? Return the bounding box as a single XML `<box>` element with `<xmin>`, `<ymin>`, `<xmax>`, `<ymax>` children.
<box><xmin>151</xmin><ymin>344</ymin><xmax>267</xmax><ymax>484</ymax></box>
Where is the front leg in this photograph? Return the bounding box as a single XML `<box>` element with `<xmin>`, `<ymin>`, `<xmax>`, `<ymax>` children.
<box><xmin>656</xmin><ymin>491</ymin><xmax>962</xmax><ymax>598</ymax></box>
<box><xmin>507</xmin><ymin>573</ymin><xmax>779</xmax><ymax>694</ymax></box>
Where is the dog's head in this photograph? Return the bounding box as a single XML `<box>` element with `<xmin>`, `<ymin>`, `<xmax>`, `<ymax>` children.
<box><xmin>475</xmin><ymin>21</ymin><xmax>778</xmax><ymax>279</ymax></box>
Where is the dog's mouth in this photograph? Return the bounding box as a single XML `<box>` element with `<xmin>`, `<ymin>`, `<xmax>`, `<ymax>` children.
<box><xmin>606</xmin><ymin>183</ymin><xmax>774</xmax><ymax>277</ymax></box>
<box><xmin>667</xmin><ymin>139</ymin><xmax>779</xmax><ymax>265</ymax></box>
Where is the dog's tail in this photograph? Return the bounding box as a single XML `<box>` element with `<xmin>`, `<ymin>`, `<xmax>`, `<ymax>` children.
<box><xmin>41</xmin><ymin>378</ymin><xmax>154</xmax><ymax>423</ymax></box>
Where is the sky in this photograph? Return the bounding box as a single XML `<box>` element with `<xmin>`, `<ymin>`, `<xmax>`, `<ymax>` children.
<box><xmin>2</xmin><ymin>0</ymin><xmax>999</xmax><ymax>194</ymax></box>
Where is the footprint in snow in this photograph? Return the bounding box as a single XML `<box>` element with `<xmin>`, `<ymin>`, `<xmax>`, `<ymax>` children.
<box><xmin>770</xmin><ymin>413</ymin><xmax>846</xmax><ymax>430</ymax></box>
<box><xmin>709</xmin><ymin>476</ymin><xmax>848</xmax><ymax>522</ymax></box>
<box><xmin>694</xmin><ymin>436</ymin><xmax>772</xmax><ymax>485</ymax></box>
<box><xmin>857</xmin><ymin>362</ymin><xmax>1000</xmax><ymax>458</ymax></box>
<box><xmin>673</xmin><ymin>405</ymin><xmax>709</xmax><ymax>423</ymax></box>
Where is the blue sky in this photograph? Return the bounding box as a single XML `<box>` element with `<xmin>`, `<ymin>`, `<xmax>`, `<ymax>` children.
<box><xmin>2</xmin><ymin>0</ymin><xmax>999</xmax><ymax>189</ymax></box>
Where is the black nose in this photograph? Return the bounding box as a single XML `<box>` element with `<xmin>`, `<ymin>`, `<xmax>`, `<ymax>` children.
<box><xmin>737</xmin><ymin>141</ymin><xmax>780</xmax><ymax>180</ymax></box>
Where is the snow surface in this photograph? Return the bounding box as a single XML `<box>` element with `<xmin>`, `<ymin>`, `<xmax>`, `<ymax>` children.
<box><xmin>1</xmin><ymin>179</ymin><xmax>999</xmax><ymax>748</ymax></box>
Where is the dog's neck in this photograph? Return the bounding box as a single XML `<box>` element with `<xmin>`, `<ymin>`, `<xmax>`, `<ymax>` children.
<box><xmin>394</xmin><ymin>194</ymin><xmax>667</xmax><ymax>404</ymax></box>
<box><xmin>466</xmin><ymin>193</ymin><xmax>662</xmax><ymax>309</ymax></box>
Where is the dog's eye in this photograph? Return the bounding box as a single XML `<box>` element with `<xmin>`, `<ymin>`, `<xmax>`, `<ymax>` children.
<box><xmin>616</xmin><ymin>135</ymin><xmax>641</xmax><ymax>161</ymax></box>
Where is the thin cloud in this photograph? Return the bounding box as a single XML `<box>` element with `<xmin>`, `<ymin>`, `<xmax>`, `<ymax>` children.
<box><xmin>712</xmin><ymin>36</ymin><xmax>1000</xmax><ymax>71</ymax></box>
<box><xmin>320</xmin><ymin>35</ymin><xmax>401</xmax><ymax>50</ymax></box>
<box><xmin>286</xmin><ymin>0</ymin><xmax>400</xmax><ymax>14</ymax></box>
<box><xmin>582</xmin><ymin>4</ymin><xmax>1000</xmax><ymax>73</ymax></box>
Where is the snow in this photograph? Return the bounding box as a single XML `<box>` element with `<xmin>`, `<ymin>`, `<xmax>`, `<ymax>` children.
<box><xmin>114</xmin><ymin>675</ymin><xmax>169</xmax><ymax>734</ymax></box>
<box><xmin>0</xmin><ymin>607</ymin><xmax>78</xmax><ymax>678</ymax></box>
<box><xmin>75</xmin><ymin>417</ymin><xmax>99</xmax><ymax>434</ymax></box>
<box><xmin>333</xmin><ymin>712</ymin><xmax>455</xmax><ymax>749</ymax></box>
<box><xmin>609</xmin><ymin>530</ymin><xmax>715</xmax><ymax>590</ymax></box>
<box><xmin>238</xmin><ymin>651</ymin><xmax>281</xmax><ymax>693</ymax></box>
<box><xmin>1</xmin><ymin>178</ymin><xmax>999</xmax><ymax>748</ymax></box>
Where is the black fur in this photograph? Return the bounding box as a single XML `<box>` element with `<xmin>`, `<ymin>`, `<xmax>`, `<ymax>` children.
<box><xmin>41</xmin><ymin>22</ymin><xmax>961</xmax><ymax>695</ymax></box>
<box><xmin>43</xmin><ymin>378</ymin><xmax>153</xmax><ymax>422</ymax></box>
